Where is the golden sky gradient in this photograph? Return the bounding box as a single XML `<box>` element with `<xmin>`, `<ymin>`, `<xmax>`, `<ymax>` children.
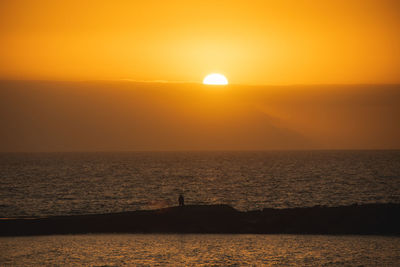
<box><xmin>1</xmin><ymin>1</ymin><xmax>399</xmax><ymax>151</ymax></box>
<box><xmin>1</xmin><ymin>0</ymin><xmax>400</xmax><ymax>84</ymax></box>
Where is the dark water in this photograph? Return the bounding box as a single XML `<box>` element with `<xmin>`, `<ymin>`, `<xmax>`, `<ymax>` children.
<box><xmin>1</xmin><ymin>151</ymin><xmax>400</xmax><ymax>266</ymax></box>
<box><xmin>1</xmin><ymin>150</ymin><xmax>399</xmax><ymax>218</ymax></box>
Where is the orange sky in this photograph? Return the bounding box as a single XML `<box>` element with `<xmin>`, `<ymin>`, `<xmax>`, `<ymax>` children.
<box><xmin>1</xmin><ymin>81</ymin><xmax>399</xmax><ymax>151</ymax></box>
<box><xmin>1</xmin><ymin>0</ymin><xmax>400</xmax><ymax>84</ymax></box>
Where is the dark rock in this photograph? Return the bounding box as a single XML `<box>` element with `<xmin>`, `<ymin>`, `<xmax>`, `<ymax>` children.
<box><xmin>0</xmin><ymin>203</ymin><xmax>399</xmax><ymax>236</ymax></box>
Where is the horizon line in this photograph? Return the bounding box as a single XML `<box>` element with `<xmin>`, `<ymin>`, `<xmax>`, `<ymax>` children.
<box><xmin>1</xmin><ymin>148</ymin><xmax>399</xmax><ymax>154</ymax></box>
<box><xmin>1</xmin><ymin>79</ymin><xmax>400</xmax><ymax>87</ymax></box>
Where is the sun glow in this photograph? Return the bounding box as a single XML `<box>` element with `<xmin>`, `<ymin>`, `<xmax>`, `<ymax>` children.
<box><xmin>203</xmin><ymin>73</ymin><xmax>228</xmax><ymax>85</ymax></box>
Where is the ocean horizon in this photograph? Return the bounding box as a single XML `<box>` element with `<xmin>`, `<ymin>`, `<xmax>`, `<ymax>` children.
<box><xmin>1</xmin><ymin>150</ymin><xmax>399</xmax><ymax>218</ymax></box>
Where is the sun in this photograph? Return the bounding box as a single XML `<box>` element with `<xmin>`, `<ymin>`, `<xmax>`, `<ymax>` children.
<box><xmin>203</xmin><ymin>73</ymin><xmax>228</xmax><ymax>85</ymax></box>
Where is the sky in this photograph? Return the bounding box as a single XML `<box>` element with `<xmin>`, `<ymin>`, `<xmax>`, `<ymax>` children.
<box><xmin>0</xmin><ymin>1</ymin><xmax>399</xmax><ymax>151</ymax></box>
<box><xmin>1</xmin><ymin>0</ymin><xmax>400</xmax><ymax>84</ymax></box>
<box><xmin>1</xmin><ymin>81</ymin><xmax>399</xmax><ymax>151</ymax></box>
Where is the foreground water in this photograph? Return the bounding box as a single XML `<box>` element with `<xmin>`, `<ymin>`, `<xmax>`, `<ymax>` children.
<box><xmin>1</xmin><ymin>234</ymin><xmax>399</xmax><ymax>266</ymax></box>
<box><xmin>1</xmin><ymin>151</ymin><xmax>399</xmax><ymax>265</ymax></box>
<box><xmin>1</xmin><ymin>151</ymin><xmax>400</xmax><ymax>217</ymax></box>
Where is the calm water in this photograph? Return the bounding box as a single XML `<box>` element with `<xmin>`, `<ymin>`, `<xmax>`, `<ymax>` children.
<box><xmin>1</xmin><ymin>151</ymin><xmax>400</xmax><ymax>265</ymax></box>
<box><xmin>1</xmin><ymin>151</ymin><xmax>399</xmax><ymax>217</ymax></box>
<box><xmin>1</xmin><ymin>234</ymin><xmax>399</xmax><ymax>266</ymax></box>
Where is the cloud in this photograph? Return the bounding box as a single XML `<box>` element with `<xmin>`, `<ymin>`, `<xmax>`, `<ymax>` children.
<box><xmin>0</xmin><ymin>81</ymin><xmax>398</xmax><ymax>151</ymax></box>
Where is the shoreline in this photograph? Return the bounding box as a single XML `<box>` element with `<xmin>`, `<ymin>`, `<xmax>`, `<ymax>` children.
<box><xmin>1</xmin><ymin>203</ymin><xmax>399</xmax><ymax>236</ymax></box>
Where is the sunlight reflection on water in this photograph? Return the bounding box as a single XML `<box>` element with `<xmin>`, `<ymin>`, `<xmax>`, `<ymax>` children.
<box><xmin>1</xmin><ymin>234</ymin><xmax>399</xmax><ymax>266</ymax></box>
<box><xmin>1</xmin><ymin>151</ymin><xmax>399</xmax><ymax>218</ymax></box>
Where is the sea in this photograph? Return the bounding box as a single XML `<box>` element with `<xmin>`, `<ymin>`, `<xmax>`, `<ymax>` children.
<box><xmin>1</xmin><ymin>150</ymin><xmax>399</xmax><ymax>265</ymax></box>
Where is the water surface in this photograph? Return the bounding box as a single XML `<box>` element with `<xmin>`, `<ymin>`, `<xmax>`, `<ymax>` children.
<box><xmin>1</xmin><ymin>151</ymin><xmax>399</xmax><ymax>217</ymax></box>
<box><xmin>1</xmin><ymin>234</ymin><xmax>399</xmax><ymax>266</ymax></box>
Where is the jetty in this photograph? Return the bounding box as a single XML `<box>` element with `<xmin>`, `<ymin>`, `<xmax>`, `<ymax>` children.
<box><xmin>0</xmin><ymin>203</ymin><xmax>399</xmax><ymax>236</ymax></box>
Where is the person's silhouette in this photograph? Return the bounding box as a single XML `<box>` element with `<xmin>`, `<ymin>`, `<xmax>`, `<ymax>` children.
<box><xmin>178</xmin><ymin>194</ymin><xmax>184</xmax><ymax>206</ymax></box>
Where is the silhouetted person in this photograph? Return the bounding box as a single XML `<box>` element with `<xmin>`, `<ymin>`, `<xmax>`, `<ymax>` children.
<box><xmin>178</xmin><ymin>194</ymin><xmax>184</xmax><ymax>206</ymax></box>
